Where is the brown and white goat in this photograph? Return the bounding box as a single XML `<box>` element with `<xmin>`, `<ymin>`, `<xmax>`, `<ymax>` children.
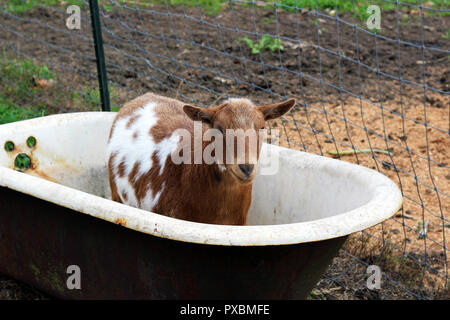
<box><xmin>107</xmin><ymin>93</ymin><xmax>295</xmax><ymax>225</ymax></box>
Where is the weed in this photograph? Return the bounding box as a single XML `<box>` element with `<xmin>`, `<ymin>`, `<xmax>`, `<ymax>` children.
<box><xmin>240</xmin><ymin>35</ymin><xmax>284</xmax><ymax>54</ymax></box>
<box><xmin>442</xmin><ymin>29</ymin><xmax>450</xmax><ymax>40</ymax></box>
<box><xmin>260</xmin><ymin>15</ymin><xmax>275</xmax><ymax>25</ymax></box>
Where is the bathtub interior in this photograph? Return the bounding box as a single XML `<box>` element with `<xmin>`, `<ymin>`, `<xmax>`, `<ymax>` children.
<box><xmin>0</xmin><ymin>113</ymin><xmax>376</xmax><ymax>226</ymax></box>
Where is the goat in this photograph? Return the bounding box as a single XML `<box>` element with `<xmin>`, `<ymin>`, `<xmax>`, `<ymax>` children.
<box><xmin>107</xmin><ymin>93</ymin><xmax>295</xmax><ymax>225</ymax></box>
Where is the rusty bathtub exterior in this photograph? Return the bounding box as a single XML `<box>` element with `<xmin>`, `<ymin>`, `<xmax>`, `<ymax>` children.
<box><xmin>0</xmin><ymin>186</ymin><xmax>345</xmax><ymax>299</ymax></box>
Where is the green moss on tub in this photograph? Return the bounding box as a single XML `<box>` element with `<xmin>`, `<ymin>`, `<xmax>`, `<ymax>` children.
<box><xmin>29</xmin><ymin>264</ymin><xmax>40</xmax><ymax>279</ymax></box>
<box><xmin>47</xmin><ymin>271</ymin><xmax>65</xmax><ymax>293</ymax></box>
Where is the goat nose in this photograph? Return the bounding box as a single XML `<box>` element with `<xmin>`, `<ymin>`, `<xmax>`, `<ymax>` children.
<box><xmin>239</xmin><ymin>164</ymin><xmax>254</xmax><ymax>177</ymax></box>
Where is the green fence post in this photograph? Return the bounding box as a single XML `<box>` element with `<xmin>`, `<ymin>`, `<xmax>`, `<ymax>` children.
<box><xmin>89</xmin><ymin>0</ymin><xmax>110</xmax><ymax>112</ymax></box>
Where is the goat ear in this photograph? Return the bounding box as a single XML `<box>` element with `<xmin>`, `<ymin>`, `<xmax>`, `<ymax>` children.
<box><xmin>183</xmin><ymin>105</ymin><xmax>214</xmax><ymax>124</ymax></box>
<box><xmin>259</xmin><ymin>99</ymin><xmax>296</xmax><ymax>120</ymax></box>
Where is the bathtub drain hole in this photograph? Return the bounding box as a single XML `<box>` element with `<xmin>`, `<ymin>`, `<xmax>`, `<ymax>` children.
<box><xmin>14</xmin><ymin>153</ymin><xmax>31</xmax><ymax>172</ymax></box>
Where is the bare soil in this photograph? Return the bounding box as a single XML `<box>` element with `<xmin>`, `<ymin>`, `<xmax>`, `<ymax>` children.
<box><xmin>0</xmin><ymin>4</ymin><xmax>448</xmax><ymax>299</ymax></box>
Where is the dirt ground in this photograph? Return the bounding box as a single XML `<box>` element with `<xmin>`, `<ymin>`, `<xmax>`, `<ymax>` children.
<box><xmin>0</xmin><ymin>3</ymin><xmax>448</xmax><ymax>299</ymax></box>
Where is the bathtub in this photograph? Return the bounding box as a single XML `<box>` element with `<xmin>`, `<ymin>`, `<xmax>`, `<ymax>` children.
<box><xmin>0</xmin><ymin>112</ymin><xmax>402</xmax><ymax>299</ymax></box>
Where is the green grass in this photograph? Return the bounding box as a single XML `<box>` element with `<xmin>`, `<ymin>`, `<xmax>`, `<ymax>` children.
<box><xmin>4</xmin><ymin>0</ymin><xmax>449</xmax><ymax>18</ymax></box>
<box><xmin>141</xmin><ymin>0</ymin><xmax>449</xmax><ymax>18</ymax></box>
<box><xmin>0</xmin><ymin>57</ymin><xmax>121</xmax><ymax>124</ymax></box>
<box><xmin>3</xmin><ymin>0</ymin><xmax>223</xmax><ymax>15</ymax></box>
<box><xmin>0</xmin><ymin>58</ymin><xmax>54</xmax><ymax>124</ymax></box>
<box><xmin>269</xmin><ymin>0</ymin><xmax>449</xmax><ymax>20</ymax></box>
<box><xmin>3</xmin><ymin>0</ymin><xmax>85</xmax><ymax>14</ymax></box>
<box><xmin>0</xmin><ymin>97</ymin><xmax>46</xmax><ymax>125</ymax></box>
<box><xmin>157</xmin><ymin>0</ymin><xmax>223</xmax><ymax>14</ymax></box>
<box><xmin>443</xmin><ymin>29</ymin><xmax>450</xmax><ymax>40</ymax></box>
<box><xmin>70</xmin><ymin>83</ymin><xmax>121</xmax><ymax>111</ymax></box>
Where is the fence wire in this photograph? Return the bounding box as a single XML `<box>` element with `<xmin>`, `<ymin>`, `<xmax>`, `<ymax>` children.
<box><xmin>0</xmin><ymin>0</ymin><xmax>448</xmax><ymax>299</ymax></box>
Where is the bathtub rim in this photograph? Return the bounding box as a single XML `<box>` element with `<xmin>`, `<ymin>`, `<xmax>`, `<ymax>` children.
<box><xmin>0</xmin><ymin>112</ymin><xmax>403</xmax><ymax>247</ymax></box>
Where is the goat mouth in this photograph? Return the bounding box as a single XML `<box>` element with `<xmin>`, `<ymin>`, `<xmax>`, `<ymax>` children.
<box><xmin>230</xmin><ymin>170</ymin><xmax>255</xmax><ymax>184</ymax></box>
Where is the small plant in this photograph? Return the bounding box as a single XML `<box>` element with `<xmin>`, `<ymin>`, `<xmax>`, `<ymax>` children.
<box><xmin>442</xmin><ymin>29</ymin><xmax>450</xmax><ymax>40</ymax></box>
<box><xmin>240</xmin><ymin>35</ymin><xmax>284</xmax><ymax>54</ymax></box>
<box><xmin>416</xmin><ymin>219</ymin><xmax>430</xmax><ymax>239</ymax></box>
<box><xmin>102</xmin><ymin>4</ymin><xmax>113</xmax><ymax>12</ymax></box>
<box><xmin>260</xmin><ymin>15</ymin><xmax>275</xmax><ymax>25</ymax></box>
<box><xmin>78</xmin><ymin>83</ymin><xmax>120</xmax><ymax>111</ymax></box>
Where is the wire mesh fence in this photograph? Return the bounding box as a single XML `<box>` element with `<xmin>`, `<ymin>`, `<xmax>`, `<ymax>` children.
<box><xmin>0</xmin><ymin>0</ymin><xmax>448</xmax><ymax>299</ymax></box>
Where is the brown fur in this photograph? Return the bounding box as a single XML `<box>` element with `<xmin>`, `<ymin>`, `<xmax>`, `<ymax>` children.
<box><xmin>108</xmin><ymin>93</ymin><xmax>295</xmax><ymax>225</ymax></box>
<box><xmin>108</xmin><ymin>151</ymin><xmax>121</xmax><ymax>203</ymax></box>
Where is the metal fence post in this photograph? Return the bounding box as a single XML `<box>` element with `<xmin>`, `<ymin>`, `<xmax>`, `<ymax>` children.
<box><xmin>88</xmin><ymin>0</ymin><xmax>110</xmax><ymax>112</ymax></box>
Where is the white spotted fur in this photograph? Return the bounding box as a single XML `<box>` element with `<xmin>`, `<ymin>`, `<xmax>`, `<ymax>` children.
<box><xmin>107</xmin><ymin>102</ymin><xmax>179</xmax><ymax>211</ymax></box>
